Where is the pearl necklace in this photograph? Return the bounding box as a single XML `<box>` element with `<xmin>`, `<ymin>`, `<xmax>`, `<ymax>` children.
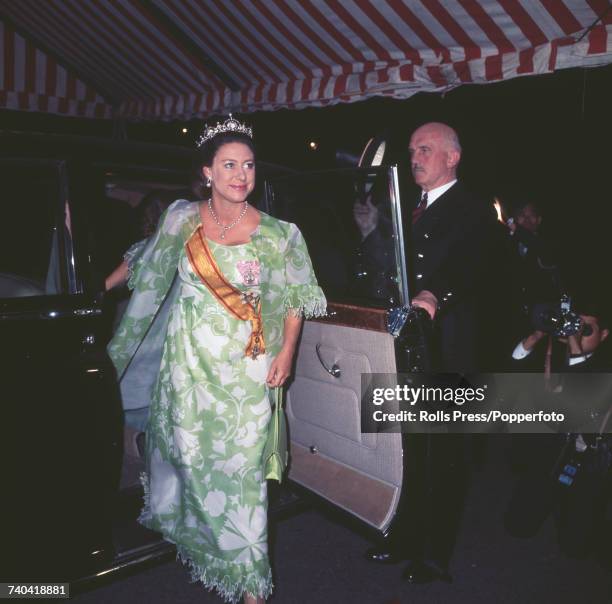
<box><xmin>208</xmin><ymin>199</ymin><xmax>248</xmax><ymax>240</ymax></box>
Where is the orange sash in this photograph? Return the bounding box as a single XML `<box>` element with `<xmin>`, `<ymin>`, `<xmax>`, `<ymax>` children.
<box><xmin>185</xmin><ymin>225</ymin><xmax>265</xmax><ymax>359</ymax></box>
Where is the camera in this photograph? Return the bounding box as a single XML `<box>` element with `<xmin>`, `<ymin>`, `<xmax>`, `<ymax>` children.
<box><xmin>531</xmin><ymin>294</ymin><xmax>589</xmax><ymax>337</ymax></box>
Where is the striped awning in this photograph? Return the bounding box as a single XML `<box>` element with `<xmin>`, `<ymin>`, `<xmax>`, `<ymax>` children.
<box><xmin>1</xmin><ymin>0</ymin><xmax>611</xmax><ymax>121</ymax></box>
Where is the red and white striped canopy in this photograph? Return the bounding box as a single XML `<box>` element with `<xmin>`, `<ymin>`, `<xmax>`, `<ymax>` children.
<box><xmin>1</xmin><ymin>0</ymin><xmax>611</xmax><ymax>121</ymax></box>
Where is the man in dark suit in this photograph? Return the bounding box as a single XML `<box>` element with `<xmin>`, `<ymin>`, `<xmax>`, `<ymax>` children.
<box><xmin>505</xmin><ymin>305</ymin><xmax>611</xmax><ymax>564</ymax></box>
<box><xmin>504</xmin><ymin>200</ymin><xmax>560</xmax><ymax>339</ymax></box>
<box><xmin>367</xmin><ymin>122</ymin><xmax>501</xmax><ymax>582</ymax></box>
<box><xmin>408</xmin><ymin>122</ymin><xmax>500</xmax><ymax>368</ymax></box>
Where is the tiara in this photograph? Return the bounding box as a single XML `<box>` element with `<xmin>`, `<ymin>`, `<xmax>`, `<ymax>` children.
<box><xmin>196</xmin><ymin>114</ymin><xmax>253</xmax><ymax>147</ymax></box>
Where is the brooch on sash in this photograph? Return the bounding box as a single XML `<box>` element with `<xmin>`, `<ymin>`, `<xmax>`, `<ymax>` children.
<box><xmin>185</xmin><ymin>226</ymin><xmax>265</xmax><ymax>359</ymax></box>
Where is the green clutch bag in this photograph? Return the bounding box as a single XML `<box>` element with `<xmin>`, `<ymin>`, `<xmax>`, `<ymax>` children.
<box><xmin>263</xmin><ymin>387</ymin><xmax>288</xmax><ymax>483</ymax></box>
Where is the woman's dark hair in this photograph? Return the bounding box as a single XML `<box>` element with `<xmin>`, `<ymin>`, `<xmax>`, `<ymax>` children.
<box><xmin>197</xmin><ymin>131</ymin><xmax>256</xmax><ymax>167</ymax></box>
<box><xmin>136</xmin><ymin>189</ymin><xmax>178</xmax><ymax>238</ymax></box>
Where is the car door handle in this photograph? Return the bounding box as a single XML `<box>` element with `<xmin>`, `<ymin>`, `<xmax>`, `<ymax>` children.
<box><xmin>315</xmin><ymin>344</ymin><xmax>341</xmax><ymax>378</ymax></box>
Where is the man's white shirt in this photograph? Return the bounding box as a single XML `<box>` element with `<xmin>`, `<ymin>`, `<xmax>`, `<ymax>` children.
<box><xmin>422</xmin><ymin>179</ymin><xmax>457</xmax><ymax>208</ymax></box>
<box><xmin>511</xmin><ymin>340</ymin><xmax>592</xmax><ymax>366</ymax></box>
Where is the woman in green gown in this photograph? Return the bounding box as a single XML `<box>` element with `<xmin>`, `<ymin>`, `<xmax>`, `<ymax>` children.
<box><xmin>108</xmin><ymin>117</ymin><xmax>326</xmax><ymax>603</ymax></box>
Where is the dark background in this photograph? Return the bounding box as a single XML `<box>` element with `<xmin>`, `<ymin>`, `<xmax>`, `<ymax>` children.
<box><xmin>2</xmin><ymin>63</ymin><xmax>611</xmax><ymax>307</ymax></box>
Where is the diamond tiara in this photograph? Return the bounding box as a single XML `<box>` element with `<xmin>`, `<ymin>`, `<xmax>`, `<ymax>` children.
<box><xmin>196</xmin><ymin>114</ymin><xmax>253</xmax><ymax>148</ymax></box>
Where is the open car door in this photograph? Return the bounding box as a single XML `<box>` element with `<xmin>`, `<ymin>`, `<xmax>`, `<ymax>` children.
<box><xmin>265</xmin><ymin>166</ymin><xmax>409</xmax><ymax>533</ymax></box>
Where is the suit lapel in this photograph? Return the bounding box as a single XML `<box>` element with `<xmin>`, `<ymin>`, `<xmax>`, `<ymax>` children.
<box><xmin>413</xmin><ymin>182</ymin><xmax>460</xmax><ymax>234</ymax></box>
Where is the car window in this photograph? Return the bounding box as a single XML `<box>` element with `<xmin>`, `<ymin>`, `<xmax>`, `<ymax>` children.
<box><xmin>0</xmin><ymin>161</ymin><xmax>69</xmax><ymax>298</ymax></box>
<box><xmin>87</xmin><ymin>167</ymin><xmax>195</xmax><ymax>281</ymax></box>
<box><xmin>265</xmin><ymin>167</ymin><xmax>406</xmax><ymax>308</ymax></box>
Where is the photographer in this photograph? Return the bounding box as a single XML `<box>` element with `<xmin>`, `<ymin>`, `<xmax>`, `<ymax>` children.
<box><xmin>502</xmin><ymin>200</ymin><xmax>562</xmax><ymax>346</ymax></box>
<box><xmin>511</xmin><ymin>297</ymin><xmax>609</xmax><ymax>372</ymax></box>
<box><xmin>505</xmin><ymin>296</ymin><xmax>612</xmax><ymax>564</ymax></box>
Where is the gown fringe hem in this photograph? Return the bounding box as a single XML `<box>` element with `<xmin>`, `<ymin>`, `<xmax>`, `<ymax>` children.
<box><xmin>138</xmin><ymin>473</ymin><xmax>273</xmax><ymax>604</ymax></box>
<box><xmin>176</xmin><ymin>546</ymin><xmax>274</xmax><ymax>604</ymax></box>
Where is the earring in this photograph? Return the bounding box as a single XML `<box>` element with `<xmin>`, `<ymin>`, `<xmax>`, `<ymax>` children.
<box><xmin>206</xmin><ymin>177</ymin><xmax>211</xmax><ymax>188</ymax></box>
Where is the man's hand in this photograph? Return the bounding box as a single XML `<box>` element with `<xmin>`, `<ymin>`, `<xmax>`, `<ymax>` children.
<box><xmin>411</xmin><ymin>290</ymin><xmax>438</xmax><ymax>320</ymax></box>
<box><xmin>566</xmin><ymin>333</ymin><xmax>584</xmax><ymax>356</ymax></box>
<box><xmin>522</xmin><ymin>330</ymin><xmax>546</xmax><ymax>351</ymax></box>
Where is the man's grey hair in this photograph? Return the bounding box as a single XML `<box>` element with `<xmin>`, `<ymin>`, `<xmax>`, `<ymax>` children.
<box><xmin>416</xmin><ymin>122</ymin><xmax>462</xmax><ymax>154</ymax></box>
<box><xmin>446</xmin><ymin>128</ymin><xmax>462</xmax><ymax>154</ymax></box>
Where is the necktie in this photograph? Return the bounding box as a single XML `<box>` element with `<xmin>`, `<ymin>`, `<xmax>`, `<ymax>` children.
<box><xmin>412</xmin><ymin>192</ymin><xmax>428</xmax><ymax>224</ymax></box>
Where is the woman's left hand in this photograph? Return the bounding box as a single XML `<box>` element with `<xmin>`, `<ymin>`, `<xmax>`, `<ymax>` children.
<box><xmin>266</xmin><ymin>348</ymin><xmax>293</xmax><ymax>388</ymax></box>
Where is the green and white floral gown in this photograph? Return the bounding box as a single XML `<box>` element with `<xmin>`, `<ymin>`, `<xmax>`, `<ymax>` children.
<box><xmin>108</xmin><ymin>200</ymin><xmax>326</xmax><ymax>603</ymax></box>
